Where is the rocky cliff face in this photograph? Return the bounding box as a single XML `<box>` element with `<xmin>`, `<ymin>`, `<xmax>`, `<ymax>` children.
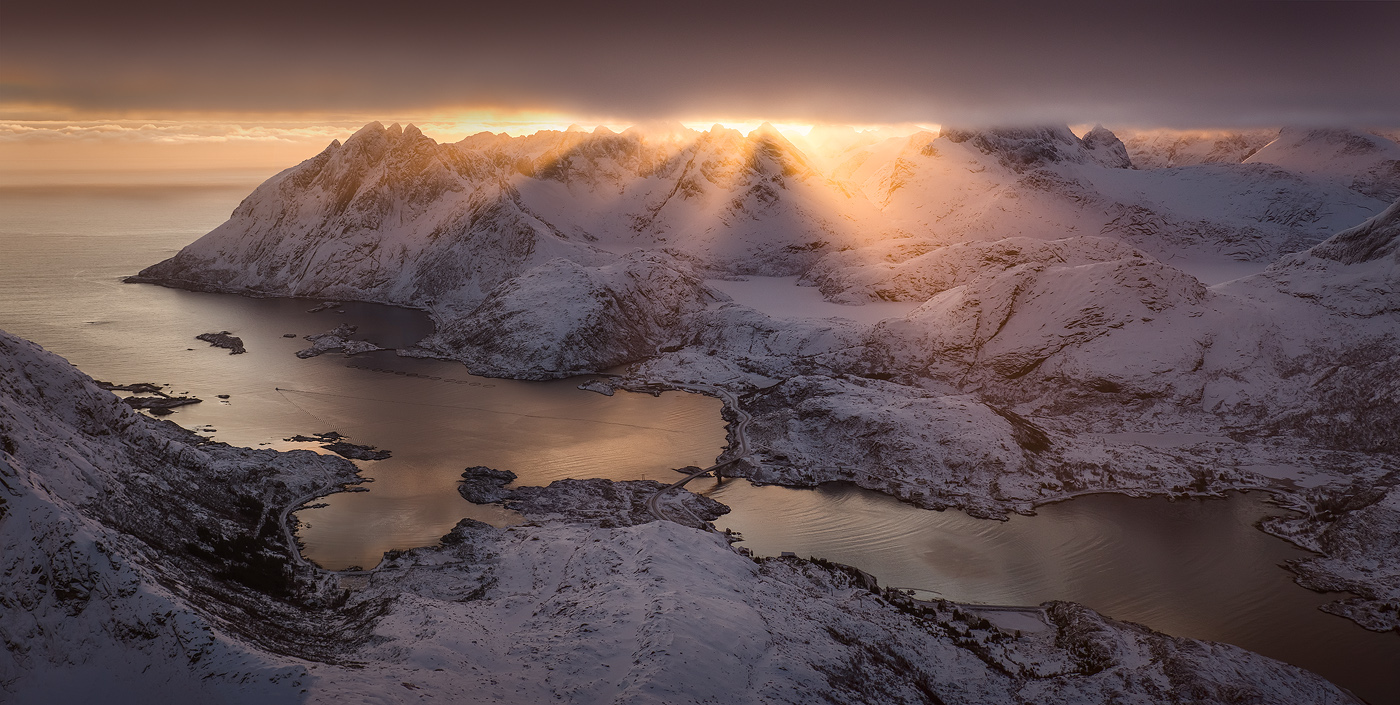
<box><xmin>414</xmin><ymin>251</ymin><xmax>721</xmax><ymax>379</ymax></box>
<box><xmin>0</xmin><ymin>329</ymin><xmax>365</xmax><ymax>702</ymax></box>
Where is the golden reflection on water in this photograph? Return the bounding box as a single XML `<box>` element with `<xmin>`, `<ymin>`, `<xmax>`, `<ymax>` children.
<box><xmin>284</xmin><ymin>356</ymin><xmax>726</xmax><ymax>570</ymax></box>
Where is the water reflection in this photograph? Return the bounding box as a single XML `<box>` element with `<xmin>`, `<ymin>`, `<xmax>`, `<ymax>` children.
<box><xmin>703</xmin><ymin>481</ymin><xmax>1399</xmax><ymax>704</ymax></box>
<box><xmin>273</xmin><ymin>353</ymin><xmax>726</xmax><ymax>569</ymax></box>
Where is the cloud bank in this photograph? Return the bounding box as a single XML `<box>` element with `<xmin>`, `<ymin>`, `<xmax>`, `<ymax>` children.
<box><xmin>3</xmin><ymin>0</ymin><xmax>1399</xmax><ymax>127</ymax></box>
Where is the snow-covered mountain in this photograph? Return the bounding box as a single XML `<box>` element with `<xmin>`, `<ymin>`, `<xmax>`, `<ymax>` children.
<box><xmin>1245</xmin><ymin>127</ymin><xmax>1400</xmax><ymax>200</ymax></box>
<box><xmin>133</xmin><ymin>120</ymin><xmax>1397</xmax><ymax>377</ymax></box>
<box><xmin>1117</xmin><ymin>128</ymin><xmax>1279</xmax><ymax>169</ymax></box>
<box><xmin>0</xmin><ymin>328</ymin><xmax>1366</xmax><ymax>703</ymax></box>
<box><xmin>127</xmin><ymin>120</ymin><xmax>1400</xmax><ymax>639</ymax></box>
<box><xmin>859</xmin><ymin>125</ymin><xmax>1390</xmax><ymax>264</ymax></box>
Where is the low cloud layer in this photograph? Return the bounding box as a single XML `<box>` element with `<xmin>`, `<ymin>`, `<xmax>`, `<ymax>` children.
<box><xmin>3</xmin><ymin>0</ymin><xmax>1399</xmax><ymax>127</ymax></box>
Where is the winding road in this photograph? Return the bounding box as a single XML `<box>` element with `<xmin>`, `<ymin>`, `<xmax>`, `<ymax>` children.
<box><xmin>644</xmin><ymin>385</ymin><xmax>753</xmax><ymax>526</ymax></box>
<box><xmin>277</xmin><ymin>452</ymin><xmax>376</xmax><ymax>576</ymax></box>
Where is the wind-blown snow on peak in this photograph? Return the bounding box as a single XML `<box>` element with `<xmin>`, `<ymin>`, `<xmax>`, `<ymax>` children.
<box><xmin>621</xmin><ymin>120</ymin><xmax>694</xmax><ymax>141</ymax></box>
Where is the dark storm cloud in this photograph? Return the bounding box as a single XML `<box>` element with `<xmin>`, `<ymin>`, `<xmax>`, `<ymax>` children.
<box><xmin>3</xmin><ymin>0</ymin><xmax>1399</xmax><ymax>126</ymax></box>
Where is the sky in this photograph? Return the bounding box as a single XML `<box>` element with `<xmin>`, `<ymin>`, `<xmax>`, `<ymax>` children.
<box><xmin>3</xmin><ymin>0</ymin><xmax>1399</xmax><ymax>175</ymax></box>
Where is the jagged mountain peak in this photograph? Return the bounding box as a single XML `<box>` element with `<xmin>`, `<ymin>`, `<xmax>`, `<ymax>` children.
<box><xmin>1118</xmin><ymin>128</ymin><xmax>1280</xmax><ymax>169</ymax></box>
<box><xmin>1082</xmin><ymin>124</ymin><xmax>1134</xmax><ymax>169</ymax></box>
<box><xmin>347</xmin><ymin>121</ymin><xmax>386</xmax><ymax>141</ymax></box>
<box><xmin>748</xmin><ymin>121</ymin><xmax>783</xmax><ymax>139</ymax></box>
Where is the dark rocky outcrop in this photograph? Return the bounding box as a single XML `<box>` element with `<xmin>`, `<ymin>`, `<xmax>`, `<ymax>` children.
<box><xmin>196</xmin><ymin>331</ymin><xmax>246</xmax><ymax>355</ymax></box>
<box><xmin>457</xmin><ymin>466</ymin><xmax>517</xmax><ymax>503</ymax></box>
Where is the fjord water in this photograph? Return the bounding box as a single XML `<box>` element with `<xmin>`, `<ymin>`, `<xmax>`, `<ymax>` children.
<box><xmin>1</xmin><ymin>177</ymin><xmax>1395</xmax><ymax>703</ymax></box>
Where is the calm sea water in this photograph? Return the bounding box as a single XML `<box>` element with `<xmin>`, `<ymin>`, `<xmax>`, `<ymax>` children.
<box><xmin>1</xmin><ymin>176</ymin><xmax>1395</xmax><ymax>703</ymax></box>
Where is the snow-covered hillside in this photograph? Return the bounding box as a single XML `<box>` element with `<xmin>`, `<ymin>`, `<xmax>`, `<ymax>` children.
<box><xmin>0</xmin><ymin>329</ymin><xmax>1365</xmax><ymax>703</ymax></box>
<box><xmin>1117</xmin><ymin>128</ymin><xmax>1279</xmax><ymax>168</ymax></box>
<box><xmin>132</xmin><ymin>121</ymin><xmax>1397</xmax><ymax>363</ymax></box>
<box><xmin>862</xmin><ymin>126</ymin><xmax>1389</xmax><ymax>264</ymax></box>
<box><xmin>127</xmin><ymin>121</ymin><xmax>1400</xmax><ymax>635</ymax></box>
<box><xmin>1246</xmin><ymin>127</ymin><xmax>1400</xmax><ymax>200</ymax></box>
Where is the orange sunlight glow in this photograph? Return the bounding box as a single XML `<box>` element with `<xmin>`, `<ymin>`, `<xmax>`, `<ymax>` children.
<box><xmin>0</xmin><ymin>105</ymin><xmax>940</xmax><ymax>185</ymax></box>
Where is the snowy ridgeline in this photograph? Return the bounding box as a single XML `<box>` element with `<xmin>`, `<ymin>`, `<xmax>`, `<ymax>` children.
<box><xmin>0</xmin><ymin>329</ymin><xmax>1362</xmax><ymax>703</ymax></box>
<box><xmin>125</xmin><ymin>121</ymin><xmax>1400</xmax><ymax>635</ymax></box>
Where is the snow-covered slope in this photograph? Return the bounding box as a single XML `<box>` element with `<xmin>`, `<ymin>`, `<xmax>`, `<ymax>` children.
<box><xmin>130</xmin><ymin>123</ymin><xmax>614</xmax><ymax>313</ymax></box>
<box><xmin>0</xmin><ymin>329</ymin><xmax>361</xmax><ymax>702</ymax></box>
<box><xmin>1258</xmin><ymin>197</ymin><xmax>1400</xmax><ymax>316</ymax></box>
<box><xmin>1118</xmin><ymin>128</ymin><xmax>1279</xmax><ymax>169</ymax></box>
<box><xmin>1246</xmin><ymin>127</ymin><xmax>1400</xmax><ymax>200</ymax></box>
<box><xmin>125</xmin><ymin>122</ymin><xmax>1400</xmax><ymax>636</ymax></box>
<box><xmin>413</xmin><ymin>251</ymin><xmax>721</xmax><ymax>379</ymax></box>
<box><xmin>865</xmin><ymin>125</ymin><xmax>1389</xmax><ymax>264</ymax></box>
<box><xmin>802</xmin><ymin>235</ymin><xmax>1142</xmax><ymax>304</ymax></box>
<box><xmin>601</xmin><ymin>201</ymin><xmax>1400</xmax><ymax>632</ymax></box>
<box><xmin>132</xmin><ymin>120</ymin><xmax>1396</xmax><ymax>378</ymax></box>
<box><xmin>1</xmin><ymin>328</ymin><xmax>1361</xmax><ymax>703</ymax></box>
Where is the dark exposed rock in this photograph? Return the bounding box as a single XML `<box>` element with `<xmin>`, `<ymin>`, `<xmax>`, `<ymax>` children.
<box><xmin>320</xmin><ymin>442</ymin><xmax>391</xmax><ymax>461</ymax></box>
<box><xmin>940</xmin><ymin>126</ymin><xmax>1090</xmax><ymax>172</ymax></box>
<box><xmin>307</xmin><ymin>324</ymin><xmax>358</xmax><ymax>340</ymax></box>
<box><xmin>287</xmin><ymin>431</ymin><xmax>345</xmax><ymax>443</ymax></box>
<box><xmin>196</xmin><ymin>331</ymin><xmax>246</xmax><ymax>354</ymax></box>
<box><xmin>124</xmin><ymin>396</ymin><xmax>202</xmax><ymax>411</ymax></box>
<box><xmin>504</xmin><ymin>478</ymin><xmax>728</xmax><ymax>528</ymax></box>
<box><xmin>95</xmin><ymin>380</ymin><xmax>165</xmax><ymax>394</ymax></box>
<box><xmin>285</xmin><ymin>431</ymin><xmax>390</xmax><ymax>460</ymax></box>
<box><xmin>457</xmin><ymin>466</ymin><xmax>518</xmax><ymax>503</ymax></box>
<box><xmin>1081</xmin><ymin>125</ymin><xmax>1134</xmax><ymax>169</ymax></box>
<box><xmin>437</xmin><ymin>517</ymin><xmax>497</xmax><ymax>545</ymax></box>
<box><xmin>296</xmin><ymin>324</ymin><xmax>383</xmax><ymax>359</ymax></box>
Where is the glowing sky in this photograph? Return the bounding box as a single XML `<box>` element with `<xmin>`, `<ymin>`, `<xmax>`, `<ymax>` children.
<box><xmin>2</xmin><ymin>0</ymin><xmax>1398</xmax><ymax>175</ymax></box>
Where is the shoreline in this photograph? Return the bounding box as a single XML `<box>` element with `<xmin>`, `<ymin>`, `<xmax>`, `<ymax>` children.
<box><xmin>125</xmin><ymin>278</ymin><xmax>1397</xmax><ymax>640</ymax></box>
